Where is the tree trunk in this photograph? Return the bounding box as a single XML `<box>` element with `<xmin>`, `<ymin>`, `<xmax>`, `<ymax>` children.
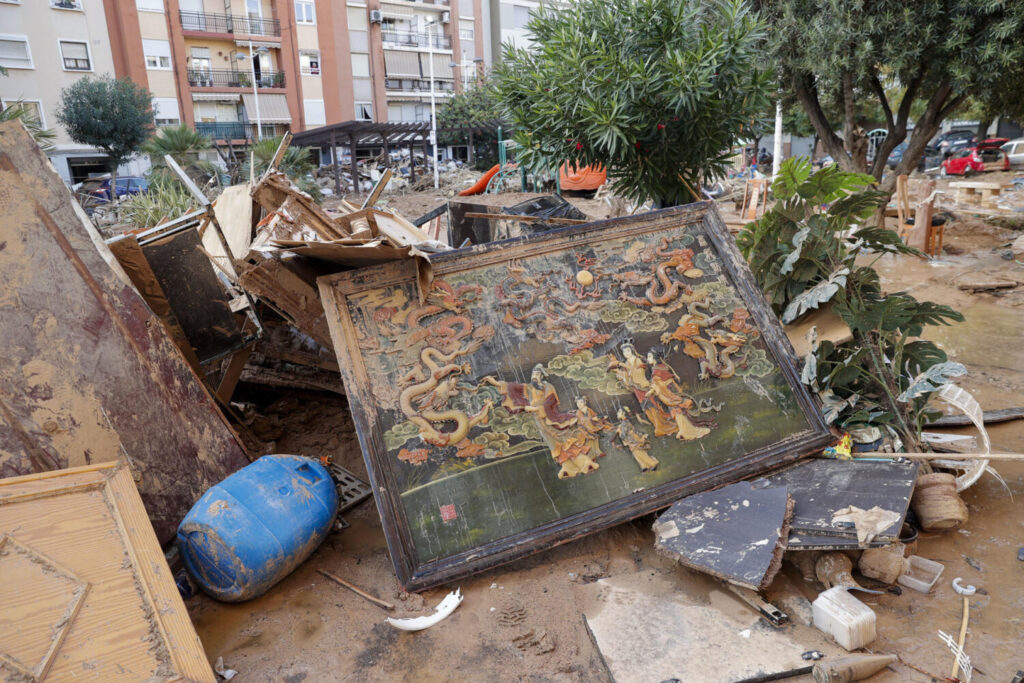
<box><xmin>108</xmin><ymin>157</ymin><xmax>119</xmax><ymax>220</ymax></box>
<box><xmin>791</xmin><ymin>74</ymin><xmax>851</xmax><ymax>170</ymax></box>
<box><xmin>976</xmin><ymin>115</ymin><xmax>993</xmax><ymax>140</ymax></box>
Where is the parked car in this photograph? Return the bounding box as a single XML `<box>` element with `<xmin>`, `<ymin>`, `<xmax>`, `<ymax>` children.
<box><xmin>929</xmin><ymin>129</ymin><xmax>976</xmax><ymax>158</ymax></box>
<box><xmin>886</xmin><ymin>142</ymin><xmax>926</xmax><ymax>171</ymax></box>
<box><xmin>75</xmin><ymin>175</ymin><xmax>150</xmax><ymax>203</ymax></box>
<box><xmin>939</xmin><ymin>139</ymin><xmax>1010</xmax><ymax>177</ymax></box>
<box><xmin>1001</xmin><ymin>138</ymin><xmax>1024</xmax><ymax>168</ymax></box>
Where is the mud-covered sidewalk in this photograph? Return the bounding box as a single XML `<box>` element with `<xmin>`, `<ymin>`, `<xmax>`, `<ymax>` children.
<box><xmin>185</xmin><ymin>192</ymin><xmax>1024</xmax><ymax>682</ymax></box>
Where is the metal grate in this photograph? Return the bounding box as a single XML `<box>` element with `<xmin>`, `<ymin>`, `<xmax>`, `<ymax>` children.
<box><xmin>328</xmin><ymin>463</ymin><xmax>372</xmax><ymax>513</ymax></box>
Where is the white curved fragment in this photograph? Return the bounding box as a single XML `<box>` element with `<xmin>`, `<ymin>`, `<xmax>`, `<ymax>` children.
<box><xmin>386</xmin><ymin>589</ymin><xmax>463</xmax><ymax>631</ymax></box>
<box><xmin>952</xmin><ymin>577</ymin><xmax>976</xmax><ymax>596</ymax></box>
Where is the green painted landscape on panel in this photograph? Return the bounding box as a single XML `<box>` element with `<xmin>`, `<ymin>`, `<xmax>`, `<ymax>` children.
<box><xmin>344</xmin><ymin>221</ymin><xmax>812</xmax><ymax>564</ymax></box>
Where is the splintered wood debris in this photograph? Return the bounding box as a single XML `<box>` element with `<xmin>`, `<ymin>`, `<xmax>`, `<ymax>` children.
<box><xmin>653</xmin><ymin>480</ymin><xmax>794</xmax><ymax>591</ymax></box>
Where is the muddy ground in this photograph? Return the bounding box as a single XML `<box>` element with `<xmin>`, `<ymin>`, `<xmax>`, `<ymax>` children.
<box><xmin>188</xmin><ymin>182</ymin><xmax>1024</xmax><ymax>682</ymax></box>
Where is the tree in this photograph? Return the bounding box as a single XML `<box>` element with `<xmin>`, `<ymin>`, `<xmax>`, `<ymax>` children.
<box><xmin>141</xmin><ymin>124</ymin><xmax>219</xmax><ymax>187</ymax></box>
<box><xmin>737</xmin><ymin>158</ymin><xmax>964</xmax><ymax>451</ymax></box>
<box><xmin>762</xmin><ymin>0</ymin><xmax>1024</xmax><ymax>191</ymax></box>
<box><xmin>494</xmin><ymin>0</ymin><xmax>772</xmax><ymax>206</ymax></box>
<box><xmin>57</xmin><ymin>75</ymin><xmax>153</xmax><ymax>201</ymax></box>
<box><xmin>239</xmin><ymin>136</ymin><xmax>320</xmax><ymax>199</ymax></box>
<box><xmin>437</xmin><ymin>78</ymin><xmax>502</xmax><ymax>170</ymax></box>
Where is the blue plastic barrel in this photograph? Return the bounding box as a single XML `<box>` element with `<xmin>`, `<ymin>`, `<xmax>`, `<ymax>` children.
<box><xmin>177</xmin><ymin>454</ymin><xmax>338</xmax><ymax>602</ymax></box>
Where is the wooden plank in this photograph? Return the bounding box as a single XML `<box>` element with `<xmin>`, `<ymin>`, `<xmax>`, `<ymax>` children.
<box><xmin>653</xmin><ymin>481</ymin><xmax>794</xmax><ymax>591</ymax></box>
<box><xmin>412</xmin><ymin>202</ymin><xmax>448</xmax><ymax>227</ymax></box>
<box><xmin>237</xmin><ymin>250</ymin><xmax>335</xmax><ymax>351</ymax></box>
<box><xmin>317</xmin><ymin>201</ymin><xmax>831</xmax><ymax>591</ymax></box>
<box><xmin>0</xmin><ymin>120</ymin><xmax>249</xmax><ymax>543</ymax></box>
<box><xmin>758</xmin><ymin>458</ymin><xmax>917</xmax><ymax>542</ymax></box>
<box><xmin>948</xmin><ymin>180</ymin><xmax>1004</xmax><ymax>190</ymax></box>
<box><xmin>0</xmin><ymin>462</ymin><xmax>215</xmax><ymax>682</ymax></box>
<box><xmin>926</xmin><ymin>406</ymin><xmax>1024</xmax><ymax>427</ymax></box>
<box><xmin>361</xmin><ymin>168</ymin><xmax>393</xmax><ymax>209</ymax></box>
<box><xmin>216</xmin><ymin>345</ymin><xmax>254</xmax><ymax>402</ymax></box>
<box><xmin>464</xmin><ymin>211</ymin><xmax>588</xmax><ymax>225</ymax></box>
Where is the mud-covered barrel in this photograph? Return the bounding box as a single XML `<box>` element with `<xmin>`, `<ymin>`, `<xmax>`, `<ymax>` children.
<box><xmin>177</xmin><ymin>454</ymin><xmax>338</xmax><ymax>602</ymax></box>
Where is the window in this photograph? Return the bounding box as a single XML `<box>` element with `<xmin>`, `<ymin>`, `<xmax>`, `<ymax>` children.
<box><xmin>0</xmin><ymin>36</ymin><xmax>33</xmax><ymax>70</ymax></box>
<box><xmin>299</xmin><ymin>49</ymin><xmax>320</xmax><ymax>75</ymax></box>
<box><xmin>50</xmin><ymin>0</ymin><xmax>83</xmax><ymax>10</ymax></box>
<box><xmin>59</xmin><ymin>40</ymin><xmax>91</xmax><ymax>71</ymax></box>
<box><xmin>142</xmin><ymin>39</ymin><xmax>171</xmax><ymax>70</ymax></box>
<box><xmin>136</xmin><ymin>0</ymin><xmax>164</xmax><ymax>11</ymax></box>
<box><xmin>151</xmin><ymin>97</ymin><xmax>179</xmax><ymax>126</ymax></box>
<box><xmin>295</xmin><ymin>1</ymin><xmax>315</xmax><ymax>24</ymax></box>
<box><xmin>351</xmin><ymin>53</ymin><xmax>369</xmax><ymax>78</ymax></box>
<box><xmin>460</xmin><ymin>27</ymin><xmax>474</xmax><ymax>41</ymax></box>
<box><xmin>303</xmin><ymin>98</ymin><xmax>325</xmax><ymax>126</ymax></box>
<box><xmin>513</xmin><ymin>4</ymin><xmax>530</xmax><ymax>29</ymax></box>
<box><xmin>1</xmin><ymin>100</ymin><xmax>44</xmax><ymax>127</ymax></box>
<box><xmin>355</xmin><ymin>102</ymin><xmax>372</xmax><ymax>122</ymax></box>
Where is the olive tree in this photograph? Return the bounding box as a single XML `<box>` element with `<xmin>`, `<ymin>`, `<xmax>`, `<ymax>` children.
<box><xmin>57</xmin><ymin>75</ymin><xmax>153</xmax><ymax>200</ymax></box>
<box><xmin>494</xmin><ymin>0</ymin><xmax>772</xmax><ymax>206</ymax></box>
<box><xmin>762</xmin><ymin>0</ymin><xmax>1024</xmax><ymax>191</ymax></box>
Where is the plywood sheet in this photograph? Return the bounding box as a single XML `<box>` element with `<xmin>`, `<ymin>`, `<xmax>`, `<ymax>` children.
<box><xmin>653</xmin><ymin>481</ymin><xmax>793</xmax><ymax>591</ymax></box>
<box><xmin>0</xmin><ymin>120</ymin><xmax>249</xmax><ymax>542</ymax></box>
<box><xmin>758</xmin><ymin>458</ymin><xmax>917</xmax><ymax>542</ymax></box>
<box><xmin>0</xmin><ymin>463</ymin><xmax>214</xmax><ymax>681</ymax></box>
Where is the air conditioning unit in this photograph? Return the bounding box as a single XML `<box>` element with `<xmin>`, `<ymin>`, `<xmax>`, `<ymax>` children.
<box><xmin>369</xmin><ymin>9</ymin><xmax>383</xmax><ymax>23</ymax></box>
<box><xmin>441</xmin><ymin>11</ymin><xmax>450</xmax><ymax>23</ymax></box>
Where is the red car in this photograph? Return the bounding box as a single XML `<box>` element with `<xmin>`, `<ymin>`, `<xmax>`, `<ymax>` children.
<box><xmin>940</xmin><ymin>138</ymin><xmax>1010</xmax><ymax>177</ymax></box>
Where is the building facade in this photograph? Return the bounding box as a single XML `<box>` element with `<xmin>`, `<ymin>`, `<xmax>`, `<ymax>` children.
<box><xmin>0</xmin><ymin>0</ymin><xmax>148</xmax><ymax>182</ymax></box>
<box><xmin>1</xmin><ymin>0</ymin><xmax>541</xmax><ymax>181</ymax></box>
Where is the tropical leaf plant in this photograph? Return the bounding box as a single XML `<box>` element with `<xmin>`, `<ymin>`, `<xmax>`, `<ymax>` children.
<box><xmin>1</xmin><ymin>100</ymin><xmax>57</xmax><ymax>151</ymax></box>
<box><xmin>238</xmin><ymin>136</ymin><xmax>321</xmax><ymax>199</ymax></box>
<box><xmin>738</xmin><ymin>157</ymin><xmax>964</xmax><ymax>450</ymax></box>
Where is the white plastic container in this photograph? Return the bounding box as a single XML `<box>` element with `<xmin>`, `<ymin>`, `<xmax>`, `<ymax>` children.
<box><xmin>811</xmin><ymin>586</ymin><xmax>876</xmax><ymax>650</ymax></box>
<box><xmin>897</xmin><ymin>555</ymin><xmax>945</xmax><ymax>593</ymax></box>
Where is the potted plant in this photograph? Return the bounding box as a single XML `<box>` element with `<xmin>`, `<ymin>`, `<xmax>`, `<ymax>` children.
<box><xmin>272</xmin><ymin>72</ymin><xmax>284</xmax><ymax>88</ymax></box>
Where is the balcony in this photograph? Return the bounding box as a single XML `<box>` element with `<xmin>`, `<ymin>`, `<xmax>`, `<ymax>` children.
<box><xmin>385</xmin><ymin>78</ymin><xmax>455</xmax><ymax>93</ymax></box>
<box><xmin>179</xmin><ymin>11</ymin><xmax>281</xmax><ymax>38</ymax></box>
<box><xmin>187</xmin><ymin>68</ymin><xmax>286</xmax><ymax>89</ymax></box>
<box><xmin>195</xmin><ymin>122</ymin><xmax>250</xmax><ymax>141</ymax></box>
<box><xmin>381</xmin><ymin>31</ymin><xmax>451</xmax><ymax>50</ymax></box>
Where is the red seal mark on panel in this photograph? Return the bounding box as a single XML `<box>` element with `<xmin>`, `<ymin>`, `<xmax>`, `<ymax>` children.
<box><xmin>439</xmin><ymin>504</ymin><xmax>457</xmax><ymax>522</ymax></box>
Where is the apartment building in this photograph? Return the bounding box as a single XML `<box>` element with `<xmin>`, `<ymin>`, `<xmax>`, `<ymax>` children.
<box><xmin>0</xmin><ymin>0</ymin><xmax>149</xmax><ymax>183</ymax></box>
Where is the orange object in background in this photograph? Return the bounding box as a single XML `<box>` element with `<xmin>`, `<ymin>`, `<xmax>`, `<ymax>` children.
<box><xmin>559</xmin><ymin>163</ymin><xmax>607</xmax><ymax>191</ymax></box>
<box><xmin>459</xmin><ymin>164</ymin><xmax>501</xmax><ymax>196</ymax></box>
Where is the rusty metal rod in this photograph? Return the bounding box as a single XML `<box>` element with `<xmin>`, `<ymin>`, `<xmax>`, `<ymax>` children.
<box><xmin>318</xmin><ymin>569</ymin><xmax>395</xmax><ymax>610</ymax></box>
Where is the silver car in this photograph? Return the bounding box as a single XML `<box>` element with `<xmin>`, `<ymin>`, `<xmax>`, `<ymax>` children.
<box><xmin>1001</xmin><ymin>138</ymin><xmax>1024</xmax><ymax>168</ymax></box>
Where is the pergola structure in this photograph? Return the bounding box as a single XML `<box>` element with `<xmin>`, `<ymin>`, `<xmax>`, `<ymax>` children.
<box><xmin>290</xmin><ymin>120</ymin><xmax>504</xmax><ymax>194</ymax></box>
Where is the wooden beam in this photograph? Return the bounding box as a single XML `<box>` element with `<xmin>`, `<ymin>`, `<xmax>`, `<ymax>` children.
<box><xmin>361</xmin><ymin>168</ymin><xmax>393</xmax><ymax>209</ymax></box>
<box><xmin>216</xmin><ymin>345</ymin><xmax>254</xmax><ymax>403</ymax></box>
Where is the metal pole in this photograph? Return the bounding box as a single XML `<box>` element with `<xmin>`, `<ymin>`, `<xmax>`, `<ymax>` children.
<box><xmin>249</xmin><ymin>40</ymin><xmax>262</xmax><ymax>140</ymax></box>
<box><xmin>772</xmin><ymin>96</ymin><xmax>783</xmax><ymax>179</ymax></box>
<box><xmin>428</xmin><ymin>20</ymin><xmax>439</xmax><ymax>190</ymax></box>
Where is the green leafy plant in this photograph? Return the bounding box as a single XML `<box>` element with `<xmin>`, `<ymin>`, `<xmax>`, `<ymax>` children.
<box><xmin>737</xmin><ymin>158</ymin><xmax>964</xmax><ymax>449</ymax></box>
<box><xmin>238</xmin><ymin>136</ymin><xmax>321</xmax><ymax>199</ymax></box>
<box><xmin>0</xmin><ymin>100</ymin><xmax>56</xmax><ymax>151</ymax></box>
<box><xmin>437</xmin><ymin>77</ymin><xmax>502</xmax><ymax>170</ymax></box>
<box><xmin>494</xmin><ymin>0</ymin><xmax>772</xmax><ymax>206</ymax></box>
<box><xmin>142</xmin><ymin>124</ymin><xmax>219</xmax><ymax>187</ymax></box>
<box><xmin>119</xmin><ymin>174</ymin><xmax>199</xmax><ymax>229</ymax></box>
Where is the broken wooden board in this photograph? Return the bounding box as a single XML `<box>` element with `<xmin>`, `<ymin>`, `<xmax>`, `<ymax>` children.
<box><xmin>238</xmin><ymin>250</ymin><xmax>335</xmax><ymax>351</ymax></box>
<box><xmin>757</xmin><ymin>458</ymin><xmax>917</xmax><ymax>544</ymax></box>
<box><xmin>926</xmin><ymin>406</ymin><xmax>1024</xmax><ymax>427</ymax></box>
<box><xmin>251</xmin><ymin>171</ymin><xmax>348</xmax><ymax>241</ymax></box>
<box><xmin>581</xmin><ymin>570</ymin><xmax>843</xmax><ymax>683</ymax></box>
<box><xmin>0</xmin><ymin>120</ymin><xmax>249</xmax><ymax>543</ymax></box>
<box><xmin>784</xmin><ymin>304</ymin><xmax>853</xmax><ymax>358</ymax></box>
<box><xmin>204</xmin><ymin>183</ymin><xmax>255</xmax><ymax>270</ymax></box>
<box><xmin>653</xmin><ymin>481</ymin><xmax>793</xmax><ymax>591</ymax></box>
<box><xmin>0</xmin><ymin>462</ymin><xmax>215</xmax><ymax>681</ymax></box>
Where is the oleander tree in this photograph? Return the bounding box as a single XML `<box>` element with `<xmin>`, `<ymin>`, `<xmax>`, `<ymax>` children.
<box><xmin>494</xmin><ymin>0</ymin><xmax>773</xmax><ymax>206</ymax></box>
<box><xmin>761</xmin><ymin>0</ymin><xmax>1024</xmax><ymax>191</ymax></box>
<box><xmin>57</xmin><ymin>76</ymin><xmax>154</xmax><ymax>200</ymax></box>
<box><xmin>437</xmin><ymin>76</ymin><xmax>503</xmax><ymax>170</ymax></box>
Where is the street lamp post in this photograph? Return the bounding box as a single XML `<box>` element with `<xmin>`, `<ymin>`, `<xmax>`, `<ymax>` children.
<box><xmin>426</xmin><ymin>19</ymin><xmax>439</xmax><ymax>190</ymax></box>
<box><xmin>237</xmin><ymin>41</ymin><xmax>264</xmax><ymax>140</ymax></box>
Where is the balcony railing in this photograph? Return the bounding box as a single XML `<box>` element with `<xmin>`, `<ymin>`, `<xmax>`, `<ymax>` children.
<box><xmin>385</xmin><ymin>78</ymin><xmax>455</xmax><ymax>93</ymax></box>
<box><xmin>187</xmin><ymin>68</ymin><xmax>285</xmax><ymax>89</ymax></box>
<box><xmin>381</xmin><ymin>31</ymin><xmax>451</xmax><ymax>50</ymax></box>
<box><xmin>195</xmin><ymin>122</ymin><xmax>250</xmax><ymax>141</ymax></box>
<box><xmin>179</xmin><ymin>10</ymin><xmax>281</xmax><ymax>37</ymax></box>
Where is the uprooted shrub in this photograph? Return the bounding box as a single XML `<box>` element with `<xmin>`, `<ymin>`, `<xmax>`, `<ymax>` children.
<box><xmin>736</xmin><ymin>157</ymin><xmax>964</xmax><ymax>451</ymax></box>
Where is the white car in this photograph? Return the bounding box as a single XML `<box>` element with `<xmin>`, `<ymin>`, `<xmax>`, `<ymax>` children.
<box><xmin>1001</xmin><ymin>138</ymin><xmax>1024</xmax><ymax>168</ymax></box>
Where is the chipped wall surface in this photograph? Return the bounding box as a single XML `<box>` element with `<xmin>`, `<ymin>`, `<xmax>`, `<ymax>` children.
<box><xmin>0</xmin><ymin>121</ymin><xmax>248</xmax><ymax>542</ymax></box>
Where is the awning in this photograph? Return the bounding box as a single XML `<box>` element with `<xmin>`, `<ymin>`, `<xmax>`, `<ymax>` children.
<box><xmin>381</xmin><ymin>3</ymin><xmax>414</xmax><ymax>17</ymax></box>
<box><xmin>234</xmin><ymin>40</ymin><xmax>280</xmax><ymax>49</ymax></box>
<box><xmin>384</xmin><ymin>50</ymin><xmax>421</xmax><ymax>78</ymax></box>
<box><xmin>191</xmin><ymin>93</ymin><xmax>241</xmax><ymax>102</ymax></box>
<box><xmin>241</xmin><ymin>93</ymin><xmax>291</xmax><ymax>123</ymax></box>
